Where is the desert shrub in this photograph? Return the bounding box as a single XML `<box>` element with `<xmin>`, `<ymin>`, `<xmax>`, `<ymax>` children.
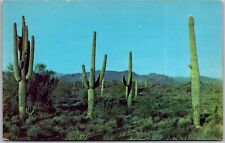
<box><xmin>105</xmin><ymin>119</ymin><xmax>117</xmax><ymax>130</ymax></box>
<box><xmin>3</xmin><ymin>121</ymin><xmax>11</xmax><ymax>133</ymax></box>
<box><xmin>3</xmin><ymin>64</ymin><xmax>18</xmax><ymax>118</ymax></box>
<box><xmin>110</xmin><ymin>101</ymin><xmax>122</xmax><ymax>114</ymax></box>
<box><xmin>141</xmin><ymin>117</ymin><xmax>154</xmax><ymax>131</ymax></box>
<box><xmin>24</xmin><ymin>116</ymin><xmax>38</xmax><ymax>127</ymax></box>
<box><xmin>10</xmin><ymin>124</ymin><xmax>20</xmax><ymax>136</ymax></box>
<box><xmin>27</xmin><ymin>125</ymin><xmax>42</xmax><ymax>139</ymax></box>
<box><xmin>133</xmin><ymin>97</ymin><xmax>153</xmax><ymax>117</ymax></box>
<box><xmin>77</xmin><ymin>88</ymin><xmax>88</xmax><ymax>103</ymax></box>
<box><xmin>52</xmin><ymin>114</ymin><xmax>72</xmax><ymax>126</ymax></box>
<box><xmin>178</xmin><ymin>117</ymin><xmax>192</xmax><ymax>127</ymax></box>
<box><xmin>28</xmin><ymin>64</ymin><xmax>58</xmax><ymax>106</ymax></box>
<box><xmin>65</xmin><ymin>130</ymin><xmax>90</xmax><ymax>140</ymax></box>
<box><xmin>151</xmin><ymin>132</ymin><xmax>163</xmax><ymax>140</ymax></box>
<box><xmin>38</xmin><ymin>118</ymin><xmax>55</xmax><ymax>129</ymax></box>
<box><xmin>189</xmin><ymin>121</ymin><xmax>223</xmax><ymax>140</ymax></box>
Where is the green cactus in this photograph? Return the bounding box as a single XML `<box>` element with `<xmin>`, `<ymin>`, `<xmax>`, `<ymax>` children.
<box><xmin>189</xmin><ymin>16</ymin><xmax>201</xmax><ymax>128</ymax></box>
<box><xmin>100</xmin><ymin>79</ymin><xmax>104</xmax><ymax>97</ymax></box>
<box><xmin>134</xmin><ymin>80</ymin><xmax>138</xmax><ymax>99</ymax></box>
<box><xmin>122</xmin><ymin>51</ymin><xmax>133</xmax><ymax>109</ymax></box>
<box><xmin>82</xmin><ymin>32</ymin><xmax>107</xmax><ymax>118</ymax></box>
<box><xmin>13</xmin><ymin>16</ymin><xmax>35</xmax><ymax>120</ymax></box>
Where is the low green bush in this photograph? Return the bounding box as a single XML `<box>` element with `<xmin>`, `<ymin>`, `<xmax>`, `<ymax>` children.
<box><xmin>65</xmin><ymin>130</ymin><xmax>89</xmax><ymax>140</ymax></box>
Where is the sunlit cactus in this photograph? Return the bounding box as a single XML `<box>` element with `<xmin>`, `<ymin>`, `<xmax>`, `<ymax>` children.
<box><xmin>13</xmin><ymin>16</ymin><xmax>35</xmax><ymax>120</ymax></box>
<box><xmin>122</xmin><ymin>51</ymin><xmax>133</xmax><ymax>109</ymax></box>
<box><xmin>189</xmin><ymin>16</ymin><xmax>201</xmax><ymax>128</ymax></box>
<box><xmin>82</xmin><ymin>32</ymin><xmax>107</xmax><ymax>118</ymax></box>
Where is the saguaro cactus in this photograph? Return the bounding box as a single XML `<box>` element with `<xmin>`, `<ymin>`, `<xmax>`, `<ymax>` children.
<box><xmin>13</xmin><ymin>16</ymin><xmax>35</xmax><ymax>119</ymax></box>
<box><xmin>122</xmin><ymin>51</ymin><xmax>133</xmax><ymax>109</ymax></box>
<box><xmin>82</xmin><ymin>32</ymin><xmax>107</xmax><ymax>118</ymax></box>
<box><xmin>189</xmin><ymin>16</ymin><xmax>201</xmax><ymax>128</ymax></box>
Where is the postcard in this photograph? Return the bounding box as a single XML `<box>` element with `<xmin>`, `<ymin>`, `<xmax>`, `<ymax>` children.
<box><xmin>2</xmin><ymin>0</ymin><xmax>223</xmax><ymax>141</ymax></box>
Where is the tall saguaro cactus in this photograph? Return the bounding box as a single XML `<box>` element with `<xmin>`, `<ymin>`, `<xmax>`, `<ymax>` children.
<box><xmin>13</xmin><ymin>16</ymin><xmax>35</xmax><ymax>119</ymax></box>
<box><xmin>189</xmin><ymin>16</ymin><xmax>201</xmax><ymax>128</ymax></box>
<box><xmin>82</xmin><ymin>32</ymin><xmax>107</xmax><ymax>118</ymax></box>
<box><xmin>122</xmin><ymin>51</ymin><xmax>133</xmax><ymax>109</ymax></box>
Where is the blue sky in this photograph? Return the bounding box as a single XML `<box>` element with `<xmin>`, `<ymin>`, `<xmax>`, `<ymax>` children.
<box><xmin>2</xmin><ymin>0</ymin><xmax>223</xmax><ymax>78</ymax></box>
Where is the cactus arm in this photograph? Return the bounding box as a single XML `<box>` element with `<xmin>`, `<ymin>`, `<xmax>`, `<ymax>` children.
<box><xmin>95</xmin><ymin>54</ymin><xmax>107</xmax><ymax>87</ymax></box>
<box><xmin>122</xmin><ymin>75</ymin><xmax>127</xmax><ymax>86</ymax></box>
<box><xmin>127</xmin><ymin>51</ymin><xmax>132</xmax><ymax>84</ymax></box>
<box><xmin>82</xmin><ymin>65</ymin><xmax>89</xmax><ymax>89</ymax></box>
<box><xmin>99</xmin><ymin>54</ymin><xmax>107</xmax><ymax>83</ymax></box>
<box><xmin>123</xmin><ymin>51</ymin><xmax>133</xmax><ymax>108</ymax></box>
<box><xmin>24</xmin><ymin>42</ymin><xmax>30</xmax><ymax>76</ymax></box>
<box><xmin>21</xmin><ymin>22</ymin><xmax>28</xmax><ymax>78</ymax></box>
<box><xmin>127</xmin><ymin>79</ymin><xmax>132</xmax><ymax>96</ymax></box>
<box><xmin>91</xmin><ymin>31</ymin><xmax>96</xmax><ymax>74</ymax></box>
<box><xmin>26</xmin><ymin>36</ymin><xmax>34</xmax><ymax>80</ymax></box>
<box><xmin>13</xmin><ymin>23</ymin><xmax>21</xmax><ymax>82</ymax></box>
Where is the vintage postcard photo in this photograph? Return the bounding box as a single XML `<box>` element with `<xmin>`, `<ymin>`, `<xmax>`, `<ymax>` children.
<box><xmin>2</xmin><ymin>0</ymin><xmax>223</xmax><ymax>141</ymax></box>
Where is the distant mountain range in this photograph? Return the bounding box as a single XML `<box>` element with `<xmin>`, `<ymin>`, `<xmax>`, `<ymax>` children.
<box><xmin>59</xmin><ymin>70</ymin><xmax>222</xmax><ymax>85</ymax></box>
<box><xmin>3</xmin><ymin>70</ymin><xmax>221</xmax><ymax>86</ymax></box>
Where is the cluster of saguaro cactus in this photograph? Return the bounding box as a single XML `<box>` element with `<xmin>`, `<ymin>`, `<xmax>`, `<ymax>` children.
<box><xmin>13</xmin><ymin>16</ymin><xmax>35</xmax><ymax>119</ymax></box>
<box><xmin>189</xmin><ymin>16</ymin><xmax>201</xmax><ymax>128</ymax></box>
<box><xmin>11</xmin><ymin>16</ymin><xmax>201</xmax><ymax>129</ymax></box>
<box><xmin>82</xmin><ymin>32</ymin><xmax>107</xmax><ymax>118</ymax></box>
<box><xmin>122</xmin><ymin>51</ymin><xmax>133</xmax><ymax>109</ymax></box>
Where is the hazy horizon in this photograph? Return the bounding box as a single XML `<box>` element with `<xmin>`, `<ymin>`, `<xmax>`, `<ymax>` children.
<box><xmin>2</xmin><ymin>0</ymin><xmax>223</xmax><ymax>78</ymax></box>
<box><xmin>3</xmin><ymin>65</ymin><xmax>222</xmax><ymax>79</ymax></box>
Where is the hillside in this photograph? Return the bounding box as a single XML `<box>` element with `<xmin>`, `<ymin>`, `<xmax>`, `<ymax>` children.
<box><xmin>59</xmin><ymin>71</ymin><xmax>222</xmax><ymax>86</ymax></box>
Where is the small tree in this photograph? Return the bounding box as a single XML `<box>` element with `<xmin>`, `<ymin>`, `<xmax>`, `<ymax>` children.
<box><xmin>28</xmin><ymin>64</ymin><xmax>58</xmax><ymax>107</ymax></box>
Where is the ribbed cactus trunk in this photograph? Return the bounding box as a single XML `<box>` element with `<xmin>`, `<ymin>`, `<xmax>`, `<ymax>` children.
<box><xmin>87</xmin><ymin>88</ymin><xmax>94</xmax><ymax>118</ymax></box>
<box><xmin>127</xmin><ymin>85</ymin><xmax>133</xmax><ymax>109</ymax></box>
<box><xmin>13</xmin><ymin>16</ymin><xmax>35</xmax><ymax>120</ymax></box>
<box><xmin>123</xmin><ymin>51</ymin><xmax>133</xmax><ymax>109</ymax></box>
<box><xmin>82</xmin><ymin>32</ymin><xmax>107</xmax><ymax>118</ymax></box>
<box><xmin>189</xmin><ymin>16</ymin><xmax>201</xmax><ymax>128</ymax></box>
<box><xmin>18</xmin><ymin>80</ymin><xmax>26</xmax><ymax>118</ymax></box>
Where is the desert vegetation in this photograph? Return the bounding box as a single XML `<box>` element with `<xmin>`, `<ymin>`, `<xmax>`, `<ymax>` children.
<box><xmin>2</xmin><ymin>16</ymin><xmax>223</xmax><ymax>141</ymax></box>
